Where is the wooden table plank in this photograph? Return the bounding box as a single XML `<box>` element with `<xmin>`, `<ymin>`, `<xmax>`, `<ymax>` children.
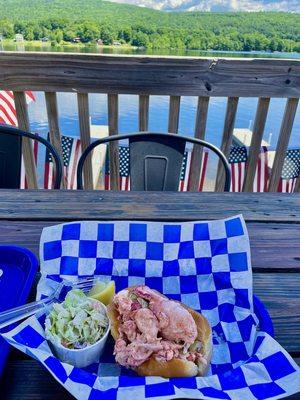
<box><xmin>253</xmin><ymin>273</ymin><xmax>300</xmax><ymax>353</ymax></box>
<box><xmin>0</xmin><ymin>191</ymin><xmax>299</xmax><ymax>222</ymax></box>
<box><xmin>0</xmin><ymin>220</ymin><xmax>299</xmax><ymax>272</ymax></box>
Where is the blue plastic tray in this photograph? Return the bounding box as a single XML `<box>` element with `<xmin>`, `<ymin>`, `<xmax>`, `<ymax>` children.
<box><xmin>0</xmin><ymin>245</ymin><xmax>38</xmax><ymax>376</ymax></box>
<box><xmin>254</xmin><ymin>294</ymin><xmax>274</xmax><ymax>337</ymax></box>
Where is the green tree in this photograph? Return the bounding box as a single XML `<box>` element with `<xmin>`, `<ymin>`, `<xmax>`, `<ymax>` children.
<box><xmin>100</xmin><ymin>26</ymin><xmax>114</xmax><ymax>45</ymax></box>
<box><xmin>0</xmin><ymin>20</ymin><xmax>14</xmax><ymax>38</ymax></box>
<box><xmin>63</xmin><ymin>29</ymin><xmax>76</xmax><ymax>42</ymax></box>
<box><xmin>55</xmin><ymin>30</ymin><xmax>63</xmax><ymax>43</ymax></box>
<box><xmin>118</xmin><ymin>27</ymin><xmax>132</xmax><ymax>43</ymax></box>
<box><xmin>24</xmin><ymin>27</ymin><xmax>34</xmax><ymax>41</ymax></box>
<box><xmin>132</xmin><ymin>31</ymin><xmax>149</xmax><ymax>47</ymax></box>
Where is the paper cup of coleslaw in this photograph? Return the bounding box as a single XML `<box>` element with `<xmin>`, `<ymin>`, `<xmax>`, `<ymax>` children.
<box><xmin>45</xmin><ymin>289</ymin><xmax>110</xmax><ymax>368</ymax></box>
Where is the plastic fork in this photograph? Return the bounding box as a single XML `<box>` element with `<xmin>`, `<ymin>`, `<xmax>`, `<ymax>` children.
<box><xmin>0</xmin><ymin>277</ymin><xmax>96</xmax><ymax>329</ymax></box>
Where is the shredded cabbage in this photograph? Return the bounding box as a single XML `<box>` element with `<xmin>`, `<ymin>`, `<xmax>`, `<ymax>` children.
<box><xmin>45</xmin><ymin>289</ymin><xmax>108</xmax><ymax>349</ymax></box>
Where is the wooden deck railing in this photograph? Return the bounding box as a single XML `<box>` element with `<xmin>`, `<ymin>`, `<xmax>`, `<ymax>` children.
<box><xmin>0</xmin><ymin>52</ymin><xmax>299</xmax><ymax>191</ymax></box>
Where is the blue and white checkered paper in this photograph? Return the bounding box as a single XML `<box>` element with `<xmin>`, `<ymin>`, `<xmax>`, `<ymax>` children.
<box><xmin>2</xmin><ymin>215</ymin><xmax>300</xmax><ymax>400</ymax></box>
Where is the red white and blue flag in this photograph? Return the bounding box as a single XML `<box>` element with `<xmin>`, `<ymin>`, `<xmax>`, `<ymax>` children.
<box><xmin>228</xmin><ymin>146</ymin><xmax>300</xmax><ymax>193</ymax></box>
<box><xmin>228</xmin><ymin>146</ymin><xmax>269</xmax><ymax>192</ymax></box>
<box><xmin>34</xmin><ymin>136</ymin><xmax>81</xmax><ymax>189</ymax></box>
<box><xmin>278</xmin><ymin>149</ymin><xmax>300</xmax><ymax>193</ymax></box>
<box><xmin>0</xmin><ymin>90</ymin><xmax>35</xmax><ymax>126</ymax></box>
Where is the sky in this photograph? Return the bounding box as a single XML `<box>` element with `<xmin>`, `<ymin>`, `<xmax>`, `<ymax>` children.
<box><xmin>106</xmin><ymin>0</ymin><xmax>300</xmax><ymax>12</ymax></box>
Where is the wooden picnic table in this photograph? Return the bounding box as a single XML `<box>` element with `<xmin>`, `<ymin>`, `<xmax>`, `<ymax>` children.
<box><xmin>0</xmin><ymin>190</ymin><xmax>299</xmax><ymax>399</ymax></box>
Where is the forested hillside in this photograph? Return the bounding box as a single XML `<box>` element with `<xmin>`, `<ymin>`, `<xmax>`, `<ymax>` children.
<box><xmin>0</xmin><ymin>0</ymin><xmax>299</xmax><ymax>51</ymax></box>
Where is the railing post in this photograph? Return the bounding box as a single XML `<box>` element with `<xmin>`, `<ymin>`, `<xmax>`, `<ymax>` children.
<box><xmin>108</xmin><ymin>94</ymin><xmax>119</xmax><ymax>190</ymax></box>
<box><xmin>243</xmin><ymin>97</ymin><xmax>270</xmax><ymax>192</ymax></box>
<box><xmin>168</xmin><ymin>96</ymin><xmax>181</xmax><ymax>133</ymax></box>
<box><xmin>45</xmin><ymin>92</ymin><xmax>65</xmax><ymax>189</ymax></box>
<box><xmin>268</xmin><ymin>98</ymin><xmax>299</xmax><ymax>192</ymax></box>
<box><xmin>139</xmin><ymin>95</ymin><xmax>149</xmax><ymax>131</ymax></box>
<box><xmin>189</xmin><ymin>97</ymin><xmax>210</xmax><ymax>191</ymax></box>
<box><xmin>13</xmin><ymin>91</ymin><xmax>38</xmax><ymax>189</ymax></box>
<box><xmin>77</xmin><ymin>93</ymin><xmax>93</xmax><ymax>190</ymax></box>
<box><xmin>215</xmin><ymin>97</ymin><xmax>239</xmax><ymax>192</ymax></box>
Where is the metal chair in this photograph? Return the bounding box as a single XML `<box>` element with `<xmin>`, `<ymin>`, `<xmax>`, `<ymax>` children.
<box><xmin>0</xmin><ymin>125</ymin><xmax>63</xmax><ymax>189</ymax></box>
<box><xmin>77</xmin><ymin>132</ymin><xmax>230</xmax><ymax>191</ymax></box>
<box><xmin>77</xmin><ymin>132</ymin><xmax>231</xmax><ymax>192</ymax></box>
<box><xmin>77</xmin><ymin>132</ymin><xmax>231</xmax><ymax>191</ymax></box>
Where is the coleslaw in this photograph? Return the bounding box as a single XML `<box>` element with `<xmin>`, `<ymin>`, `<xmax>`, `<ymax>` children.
<box><xmin>45</xmin><ymin>289</ymin><xmax>109</xmax><ymax>349</ymax></box>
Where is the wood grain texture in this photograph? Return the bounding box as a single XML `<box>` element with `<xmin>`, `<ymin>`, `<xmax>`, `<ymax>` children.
<box><xmin>295</xmin><ymin>177</ymin><xmax>300</xmax><ymax>193</ymax></box>
<box><xmin>13</xmin><ymin>91</ymin><xmax>38</xmax><ymax>189</ymax></box>
<box><xmin>139</xmin><ymin>94</ymin><xmax>149</xmax><ymax>131</ymax></box>
<box><xmin>1</xmin><ymin>220</ymin><xmax>299</xmax><ymax>271</ymax></box>
<box><xmin>168</xmin><ymin>95</ymin><xmax>181</xmax><ymax>133</ymax></box>
<box><xmin>243</xmin><ymin>97</ymin><xmax>270</xmax><ymax>192</ymax></box>
<box><xmin>44</xmin><ymin>92</ymin><xmax>65</xmax><ymax>189</ymax></box>
<box><xmin>215</xmin><ymin>97</ymin><xmax>239</xmax><ymax>192</ymax></box>
<box><xmin>108</xmin><ymin>94</ymin><xmax>119</xmax><ymax>190</ymax></box>
<box><xmin>77</xmin><ymin>93</ymin><xmax>93</xmax><ymax>189</ymax></box>
<box><xmin>189</xmin><ymin>97</ymin><xmax>210</xmax><ymax>191</ymax></box>
<box><xmin>0</xmin><ymin>190</ymin><xmax>299</xmax><ymax>222</ymax></box>
<box><xmin>254</xmin><ymin>273</ymin><xmax>300</xmax><ymax>353</ymax></box>
<box><xmin>1</xmin><ymin>53</ymin><xmax>299</xmax><ymax>97</ymax></box>
<box><xmin>268</xmin><ymin>98</ymin><xmax>299</xmax><ymax>192</ymax></box>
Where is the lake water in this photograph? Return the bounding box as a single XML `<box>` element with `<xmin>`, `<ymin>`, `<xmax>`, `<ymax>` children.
<box><xmin>2</xmin><ymin>43</ymin><xmax>300</xmax><ymax>151</ymax></box>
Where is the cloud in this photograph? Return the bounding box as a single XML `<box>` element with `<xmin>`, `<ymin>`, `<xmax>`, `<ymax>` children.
<box><xmin>106</xmin><ymin>0</ymin><xmax>300</xmax><ymax>12</ymax></box>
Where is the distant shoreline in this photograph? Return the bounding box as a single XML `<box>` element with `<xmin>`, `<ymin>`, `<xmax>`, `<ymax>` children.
<box><xmin>1</xmin><ymin>39</ymin><xmax>299</xmax><ymax>58</ymax></box>
<box><xmin>0</xmin><ymin>39</ymin><xmax>135</xmax><ymax>50</ymax></box>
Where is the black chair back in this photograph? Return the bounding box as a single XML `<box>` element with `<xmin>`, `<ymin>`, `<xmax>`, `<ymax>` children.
<box><xmin>0</xmin><ymin>133</ymin><xmax>22</xmax><ymax>188</ymax></box>
<box><xmin>0</xmin><ymin>125</ymin><xmax>63</xmax><ymax>189</ymax></box>
<box><xmin>129</xmin><ymin>134</ymin><xmax>186</xmax><ymax>191</ymax></box>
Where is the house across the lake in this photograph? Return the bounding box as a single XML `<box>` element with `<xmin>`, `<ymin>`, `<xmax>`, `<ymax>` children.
<box><xmin>14</xmin><ymin>34</ymin><xmax>24</xmax><ymax>42</ymax></box>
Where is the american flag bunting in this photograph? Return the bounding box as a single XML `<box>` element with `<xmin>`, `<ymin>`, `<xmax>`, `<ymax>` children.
<box><xmin>0</xmin><ymin>91</ymin><xmax>35</xmax><ymax>126</ymax></box>
<box><xmin>229</xmin><ymin>146</ymin><xmax>269</xmax><ymax>192</ymax></box>
<box><xmin>278</xmin><ymin>149</ymin><xmax>300</xmax><ymax>193</ymax></box>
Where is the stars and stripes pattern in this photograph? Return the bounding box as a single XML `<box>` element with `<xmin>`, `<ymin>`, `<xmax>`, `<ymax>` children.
<box><xmin>0</xmin><ymin>90</ymin><xmax>36</xmax><ymax>189</ymax></box>
<box><xmin>228</xmin><ymin>146</ymin><xmax>269</xmax><ymax>192</ymax></box>
<box><xmin>0</xmin><ymin>91</ymin><xmax>35</xmax><ymax>126</ymax></box>
<box><xmin>104</xmin><ymin>146</ymin><xmax>209</xmax><ymax>191</ymax></box>
<box><xmin>253</xmin><ymin>146</ymin><xmax>269</xmax><ymax>192</ymax></box>
<box><xmin>228</xmin><ymin>146</ymin><xmax>248</xmax><ymax>192</ymax></box>
<box><xmin>21</xmin><ymin>134</ymin><xmax>82</xmax><ymax>190</ymax></box>
<box><xmin>228</xmin><ymin>146</ymin><xmax>300</xmax><ymax>193</ymax></box>
<box><xmin>104</xmin><ymin>146</ymin><xmax>131</xmax><ymax>191</ymax></box>
<box><xmin>278</xmin><ymin>149</ymin><xmax>300</xmax><ymax>193</ymax></box>
<box><xmin>20</xmin><ymin>137</ymin><xmax>300</xmax><ymax>193</ymax></box>
<box><xmin>44</xmin><ymin>135</ymin><xmax>82</xmax><ymax>190</ymax></box>
<box><xmin>179</xmin><ymin>149</ymin><xmax>209</xmax><ymax>191</ymax></box>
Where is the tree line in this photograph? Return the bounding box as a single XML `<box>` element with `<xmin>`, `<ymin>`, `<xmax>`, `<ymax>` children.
<box><xmin>0</xmin><ymin>0</ymin><xmax>299</xmax><ymax>52</ymax></box>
